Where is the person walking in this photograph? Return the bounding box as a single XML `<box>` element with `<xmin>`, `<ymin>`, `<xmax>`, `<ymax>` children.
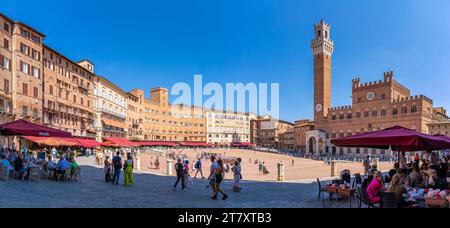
<box><xmin>194</xmin><ymin>158</ymin><xmax>204</xmax><ymax>179</ymax></box>
<box><xmin>123</xmin><ymin>154</ymin><xmax>134</xmax><ymax>187</ymax></box>
<box><xmin>173</xmin><ymin>158</ymin><xmax>186</xmax><ymax>191</ymax></box>
<box><xmin>104</xmin><ymin>156</ymin><xmax>112</xmax><ymax>183</ymax></box>
<box><xmin>207</xmin><ymin>156</ymin><xmax>219</xmax><ymax>190</ymax></box>
<box><xmin>232</xmin><ymin>158</ymin><xmax>242</xmax><ymax>192</ymax></box>
<box><xmin>212</xmin><ymin>159</ymin><xmax>228</xmax><ymax>200</ymax></box>
<box><xmin>111</xmin><ymin>151</ymin><xmax>122</xmax><ymax>185</ymax></box>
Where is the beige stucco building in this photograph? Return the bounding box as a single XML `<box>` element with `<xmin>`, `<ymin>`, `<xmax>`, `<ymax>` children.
<box><xmin>93</xmin><ymin>75</ymin><xmax>127</xmax><ymax>140</ymax></box>
<box><xmin>206</xmin><ymin>110</ymin><xmax>256</xmax><ymax>145</ymax></box>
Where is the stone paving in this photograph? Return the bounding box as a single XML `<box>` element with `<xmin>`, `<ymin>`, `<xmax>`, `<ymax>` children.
<box><xmin>0</xmin><ymin>157</ymin><xmax>357</xmax><ymax>208</ymax></box>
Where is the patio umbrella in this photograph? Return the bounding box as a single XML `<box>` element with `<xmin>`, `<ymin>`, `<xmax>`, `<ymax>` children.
<box><xmin>331</xmin><ymin>126</ymin><xmax>450</xmax><ymax>152</ymax></box>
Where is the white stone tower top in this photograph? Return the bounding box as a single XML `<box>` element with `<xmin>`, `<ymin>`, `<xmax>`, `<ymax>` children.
<box><xmin>311</xmin><ymin>19</ymin><xmax>334</xmax><ymax>56</ymax></box>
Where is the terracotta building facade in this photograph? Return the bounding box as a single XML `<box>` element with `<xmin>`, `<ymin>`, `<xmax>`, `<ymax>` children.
<box><xmin>42</xmin><ymin>46</ymin><xmax>96</xmax><ymax>138</ymax></box>
<box><xmin>302</xmin><ymin>20</ymin><xmax>449</xmax><ymax>157</ymax></box>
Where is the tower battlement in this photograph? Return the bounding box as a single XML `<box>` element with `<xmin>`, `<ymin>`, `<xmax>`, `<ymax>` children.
<box><xmin>330</xmin><ymin>105</ymin><xmax>352</xmax><ymax>112</ymax></box>
<box><xmin>392</xmin><ymin>95</ymin><xmax>433</xmax><ymax>104</ymax></box>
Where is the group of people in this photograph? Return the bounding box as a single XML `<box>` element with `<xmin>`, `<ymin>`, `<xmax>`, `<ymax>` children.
<box><xmin>0</xmin><ymin>143</ymin><xmax>80</xmax><ymax>182</ymax></box>
<box><xmin>172</xmin><ymin>154</ymin><xmax>243</xmax><ymax>200</ymax></box>
<box><xmin>103</xmin><ymin>151</ymin><xmax>135</xmax><ymax>187</ymax></box>
<box><xmin>363</xmin><ymin>152</ymin><xmax>449</xmax><ymax>207</ymax></box>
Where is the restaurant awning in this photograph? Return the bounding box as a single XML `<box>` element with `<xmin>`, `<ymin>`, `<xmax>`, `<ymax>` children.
<box><xmin>102</xmin><ymin>119</ymin><xmax>126</xmax><ymax>129</ymax></box>
<box><xmin>0</xmin><ymin>119</ymin><xmax>72</xmax><ymax>137</ymax></box>
<box><xmin>331</xmin><ymin>126</ymin><xmax>450</xmax><ymax>152</ymax></box>
<box><xmin>133</xmin><ymin>141</ymin><xmax>178</xmax><ymax>147</ymax></box>
<box><xmin>73</xmin><ymin>138</ymin><xmax>101</xmax><ymax>148</ymax></box>
<box><xmin>230</xmin><ymin>142</ymin><xmax>256</xmax><ymax>147</ymax></box>
<box><xmin>179</xmin><ymin>142</ymin><xmax>213</xmax><ymax>147</ymax></box>
<box><xmin>23</xmin><ymin>136</ymin><xmax>79</xmax><ymax>147</ymax></box>
<box><xmin>104</xmin><ymin>138</ymin><xmax>137</xmax><ymax>147</ymax></box>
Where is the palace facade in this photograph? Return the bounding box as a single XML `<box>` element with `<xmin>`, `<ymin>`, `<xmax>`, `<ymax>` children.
<box><xmin>302</xmin><ymin>20</ymin><xmax>449</xmax><ymax>157</ymax></box>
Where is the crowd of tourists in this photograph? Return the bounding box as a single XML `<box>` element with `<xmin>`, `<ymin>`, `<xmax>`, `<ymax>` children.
<box><xmin>362</xmin><ymin>151</ymin><xmax>449</xmax><ymax>208</ymax></box>
<box><xmin>0</xmin><ymin>143</ymin><xmax>81</xmax><ymax>182</ymax></box>
<box><xmin>171</xmin><ymin>154</ymin><xmax>243</xmax><ymax>200</ymax></box>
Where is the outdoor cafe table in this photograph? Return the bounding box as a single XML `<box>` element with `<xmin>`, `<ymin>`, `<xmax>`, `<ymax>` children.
<box><xmin>324</xmin><ymin>186</ymin><xmax>356</xmax><ymax>208</ymax></box>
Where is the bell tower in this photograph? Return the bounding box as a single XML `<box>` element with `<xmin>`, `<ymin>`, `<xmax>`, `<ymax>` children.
<box><xmin>311</xmin><ymin>19</ymin><xmax>334</xmax><ymax>121</ymax></box>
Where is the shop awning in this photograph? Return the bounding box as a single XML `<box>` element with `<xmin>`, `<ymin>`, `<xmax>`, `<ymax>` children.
<box><xmin>23</xmin><ymin>136</ymin><xmax>79</xmax><ymax>147</ymax></box>
<box><xmin>230</xmin><ymin>142</ymin><xmax>256</xmax><ymax>147</ymax></box>
<box><xmin>133</xmin><ymin>141</ymin><xmax>178</xmax><ymax>147</ymax></box>
<box><xmin>0</xmin><ymin>119</ymin><xmax>72</xmax><ymax>137</ymax></box>
<box><xmin>102</xmin><ymin>119</ymin><xmax>126</xmax><ymax>129</ymax></box>
<box><xmin>73</xmin><ymin>138</ymin><xmax>101</xmax><ymax>148</ymax></box>
<box><xmin>179</xmin><ymin>142</ymin><xmax>214</xmax><ymax>147</ymax></box>
<box><xmin>104</xmin><ymin>138</ymin><xmax>137</xmax><ymax>147</ymax></box>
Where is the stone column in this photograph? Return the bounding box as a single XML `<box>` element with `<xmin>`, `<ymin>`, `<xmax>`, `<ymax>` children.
<box><xmin>277</xmin><ymin>162</ymin><xmax>285</xmax><ymax>181</ymax></box>
<box><xmin>331</xmin><ymin>161</ymin><xmax>337</xmax><ymax>177</ymax></box>
<box><xmin>135</xmin><ymin>157</ymin><xmax>141</xmax><ymax>170</ymax></box>
<box><xmin>167</xmin><ymin>159</ymin><xmax>174</xmax><ymax>176</ymax></box>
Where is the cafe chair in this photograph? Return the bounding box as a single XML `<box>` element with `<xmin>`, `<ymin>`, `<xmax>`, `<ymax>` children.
<box><xmin>380</xmin><ymin>192</ymin><xmax>398</xmax><ymax>208</ymax></box>
<box><xmin>358</xmin><ymin>187</ymin><xmax>379</xmax><ymax>208</ymax></box>
<box><xmin>317</xmin><ymin>178</ymin><xmax>328</xmax><ymax>201</ymax></box>
<box><xmin>352</xmin><ymin>173</ymin><xmax>362</xmax><ymax>189</ymax></box>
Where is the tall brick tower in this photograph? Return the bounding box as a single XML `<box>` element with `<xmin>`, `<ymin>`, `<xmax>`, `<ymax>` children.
<box><xmin>311</xmin><ymin>20</ymin><xmax>334</xmax><ymax>121</ymax></box>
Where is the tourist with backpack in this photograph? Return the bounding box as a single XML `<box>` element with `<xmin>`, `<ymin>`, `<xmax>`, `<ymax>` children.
<box><xmin>194</xmin><ymin>158</ymin><xmax>204</xmax><ymax>179</ymax></box>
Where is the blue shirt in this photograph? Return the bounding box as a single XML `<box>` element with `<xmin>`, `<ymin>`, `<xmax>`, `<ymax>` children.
<box><xmin>57</xmin><ymin>159</ymin><xmax>70</xmax><ymax>171</ymax></box>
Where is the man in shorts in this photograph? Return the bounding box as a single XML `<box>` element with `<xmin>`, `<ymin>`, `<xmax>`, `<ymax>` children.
<box><xmin>207</xmin><ymin>156</ymin><xmax>219</xmax><ymax>189</ymax></box>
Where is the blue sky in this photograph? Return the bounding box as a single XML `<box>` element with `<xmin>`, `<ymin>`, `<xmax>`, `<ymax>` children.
<box><xmin>2</xmin><ymin>0</ymin><xmax>449</xmax><ymax>122</ymax></box>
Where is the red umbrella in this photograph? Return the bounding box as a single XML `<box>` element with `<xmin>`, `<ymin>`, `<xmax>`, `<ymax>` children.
<box><xmin>331</xmin><ymin>126</ymin><xmax>450</xmax><ymax>152</ymax></box>
<box><xmin>0</xmin><ymin>119</ymin><xmax>72</xmax><ymax>137</ymax></box>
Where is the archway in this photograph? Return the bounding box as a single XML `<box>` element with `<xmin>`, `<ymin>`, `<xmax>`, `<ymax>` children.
<box><xmin>318</xmin><ymin>138</ymin><xmax>324</xmax><ymax>155</ymax></box>
<box><xmin>308</xmin><ymin>137</ymin><xmax>317</xmax><ymax>154</ymax></box>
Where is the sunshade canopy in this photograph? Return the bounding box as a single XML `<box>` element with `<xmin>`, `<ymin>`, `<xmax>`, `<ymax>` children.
<box><xmin>0</xmin><ymin>119</ymin><xmax>72</xmax><ymax>137</ymax></box>
<box><xmin>104</xmin><ymin>138</ymin><xmax>137</xmax><ymax>147</ymax></box>
<box><xmin>331</xmin><ymin>126</ymin><xmax>450</xmax><ymax>152</ymax></box>
<box><xmin>230</xmin><ymin>142</ymin><xmax>256</xmax><ymax>147</ymax></box>
<box><xmin>23</xmin><ymin>136</ymin><xmax>79</xmax><ymax>147</ymax></box>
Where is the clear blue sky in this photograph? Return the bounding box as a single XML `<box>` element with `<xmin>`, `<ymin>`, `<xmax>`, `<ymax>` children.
<box><xmin>2</xmin><ymin>0</ymin><xmax>449</xmax><ymax>122</ymax></box>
